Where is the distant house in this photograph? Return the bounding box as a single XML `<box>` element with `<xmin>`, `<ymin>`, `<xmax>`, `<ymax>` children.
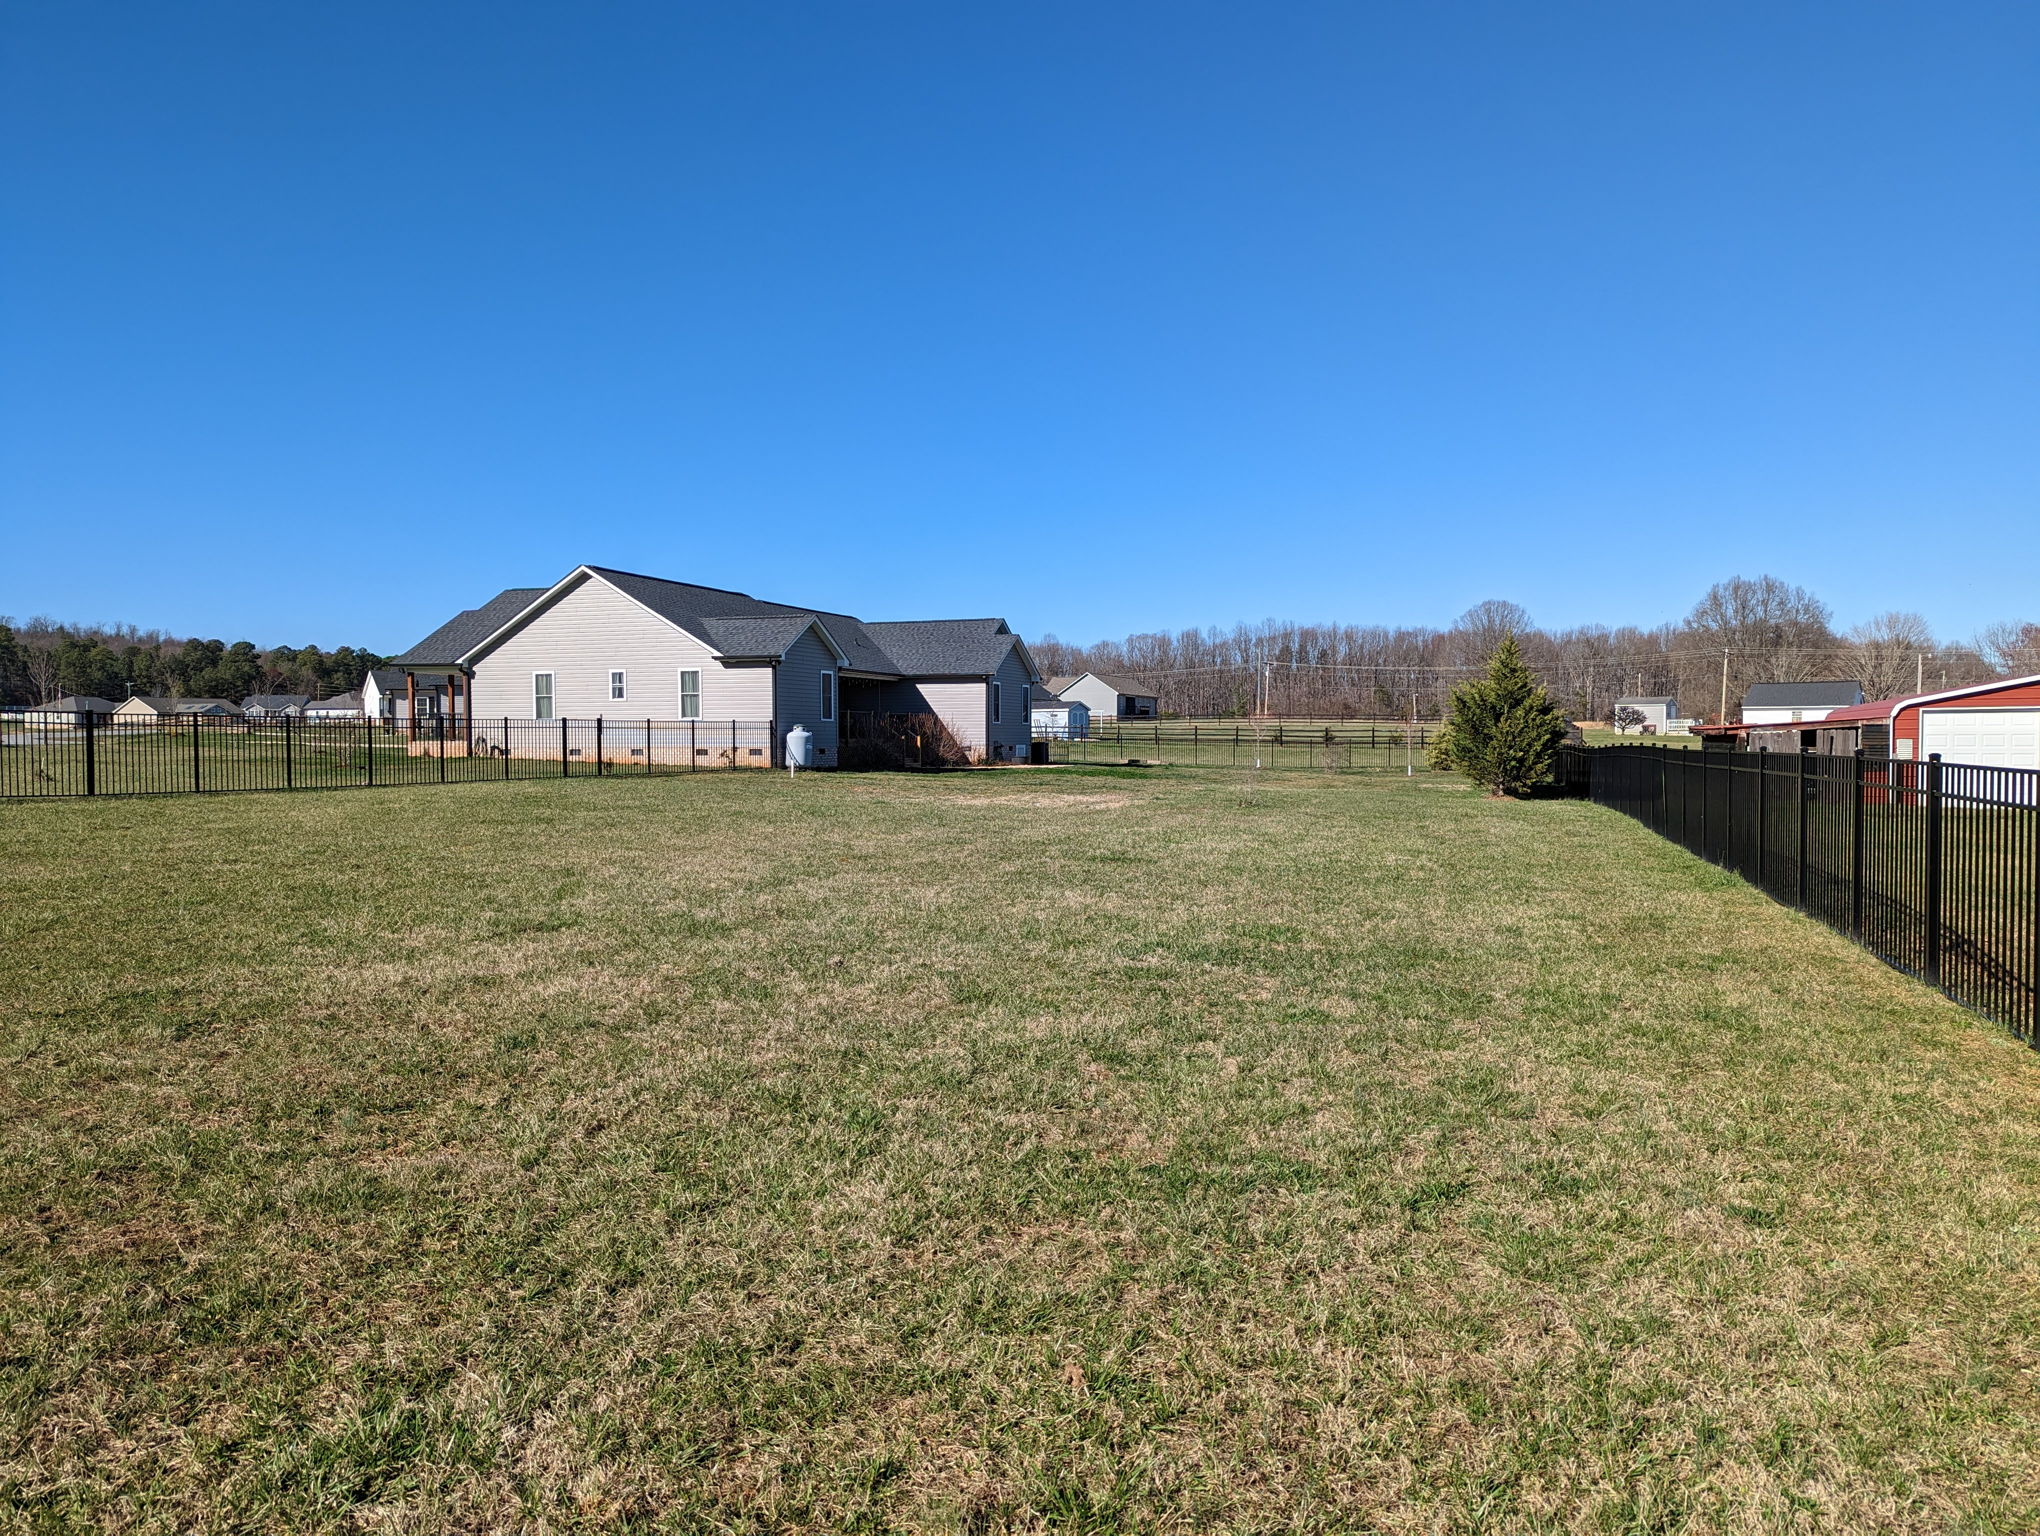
<box><xmin>242</xmin><ymin>694</ymin><xmax>311</xmax><ymax>718</ymax></box>
<box><xmin>1048</xmin><ymin>672</ymin><xmax>1159</xmax><ymax>721</ymax></box>
<box><xmin>1031</xmin><ymin>695</ymin><xmax>1091</xmax><ymax>740</ymax></box>
<box><xmin>304</xmin><ymin>692</ymin><xmax>365</xmax><ymax>719</ymax></box>
<box><xmin>27</xmin><ymin>696</ymin><xmax>118</xmax><ymax>725</ymax></box>
<box><xmin>115</xmin><ymin>696</ymin><xmax>245</xmax><ymax>721</ymax></box>
<box><xmin>1614</xmin><ymin>696</ymin><xmax>1677</xmax><ymax>733</ymax></box>
<box><xmin>1741</xmin><ymin>681</ymin><xmax>1864</xmax><ymax>725</ymax></box>
<box><xmin>384</xmin><ymin>564</ymin><xmax>1042</xmax><ymax>766</ymax></box>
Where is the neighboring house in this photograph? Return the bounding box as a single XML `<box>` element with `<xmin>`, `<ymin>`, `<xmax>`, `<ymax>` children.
<box><xmin>27</xmin><ymin>695</ymin><xmax>119</xmax><ymax>725</ymax></box>
<box><xmin>363</xmin><ymin>667</ymin><xmax>451</xmax><ymax>724</ymax></box>
<box><xmin>304</xmin><ymin>691</ymin><xmax>365</xmax><ymax>718</ymax></box>
<box><xmin>386</xmin><ymin>565</ymin><xmax>1043</xmax><ymax>766</ymax></box>
<box><xmin>1031</xmin><ymin>695</ymin><xmax>1091</xmax><ymax>740</ymax></box>
<box><xmin>242</xmin><ymin>694</ymin><xmax>311</xmax><ymax>717</ymax></box>
<box><xmin>114</xmin><ymin>696</ymin><xmax>246</xmax><ymax>721</ymax></box>
<box><xmin>1613</xmin><ymin>696</ymin><xmax>1677</xmax><ymax>733</ymax></box>
<box><xmin>1047</xmin><ymin>672</ymin><xmax>1159</xmax><ymax>720</ymax></box>
<box><xmin>1740</xmin><ymin>680</ymin><xmax>1865</xmax><ymax>725</ymax></box>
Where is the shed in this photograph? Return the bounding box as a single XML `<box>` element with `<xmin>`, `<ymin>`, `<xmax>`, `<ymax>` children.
<box><xmin>1816</xmin><ymin>677</ymin><xmax>2040</xmax><ymax>766</ymax></box>
<box><xmin>1031</xmin><ymin>695</ymin><xmax>1091</xmax><ymax>740</ymax></box>
<box><xmin>1613</xmin><ymin>696</ymin><xmax>1677</xmax><ymax>733</ymax></box>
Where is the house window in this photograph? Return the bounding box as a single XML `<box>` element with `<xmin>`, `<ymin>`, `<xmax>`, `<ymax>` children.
<box><xmin>610</xmin><ymin>670</ymin><xmax>627</xmax><ymax>701</ymax></box>
<box><xmin>533</xmin><ymin>673</ymin><xmax>555</xmax><ymax>720</ymax></box>
<box><xmin>679</xmin><ymin>669</ymin><xmax>701</xmax><ymax>719</ymax></box>
<box><xmin>1020</xmin><ymin>685</ymin><xmax>1029</xmax><ymax>721</ymax></box>
<box><xmin>991</xmin><ymin>681</ymin><xmax>1002</xmax><ymax>724</ymax></box>
<box><xmin>820</xmin><ymin>671</ymin><xmax>835</xmax><ymax>722</ymax></box>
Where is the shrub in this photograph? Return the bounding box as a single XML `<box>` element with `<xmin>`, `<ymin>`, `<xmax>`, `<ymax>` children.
<box><xmin>1434</xmin><ymin>636</ymin><xmax>1568</xmax><ymax>796</ymax></box>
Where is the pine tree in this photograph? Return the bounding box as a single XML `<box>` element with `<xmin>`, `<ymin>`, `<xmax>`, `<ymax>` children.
<box><xmin>1435</xmin><ymin>635</ymin><xmax>1568</xmax><ymax>796</ymax></box>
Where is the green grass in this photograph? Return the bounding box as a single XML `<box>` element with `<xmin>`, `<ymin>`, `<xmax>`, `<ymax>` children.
<box><xmin>4</xmin><ymin>767</ymin><xmax>2040</xmax><ymax>1533</ymax></box>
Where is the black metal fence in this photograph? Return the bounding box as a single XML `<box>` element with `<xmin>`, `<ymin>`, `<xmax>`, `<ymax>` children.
<box><xmin>1042</xmin><ymin>719</ymin><xmax>1435</xmax><ymax>771</ymax></box>
<box><xmin>1559</xmin><ymin>744</ymin><xmax>2039</xmax><ymax>1041</ymax></box>
<box><xmin>0</xmin><ymin>713</ymin><xmax>781</xmax><ymax>800</ymax></box>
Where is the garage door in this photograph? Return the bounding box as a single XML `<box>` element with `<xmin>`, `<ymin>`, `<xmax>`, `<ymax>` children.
<box><xmin>1920</xmin><ymin>708</ymin><xmax>2040</xmax><ymax>770</ymax></box>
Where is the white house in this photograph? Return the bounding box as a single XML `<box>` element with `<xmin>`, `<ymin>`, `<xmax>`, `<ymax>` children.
<box><xmin>304</xmin><ymin>691</ymin><xmax>365</xmax><ymax>719</ymax></box>
<box><xmin>1047</xmin><ymin>671</ymin><xmax>1159</xmax><ymax>721</ymax></box>
<box><xmin>385</xmin><ymin>565</ymin><xmax>1043</xmax><ymax>766</ymax></box>
<box><xmin>25</xmin><ymin>695</ymin><xmax>119</xmax><ymax>725</ymax></box>
<box><xmin>1613</xmin><ymin>695</ymin><xmax>1677</xmax><ymax>733</ymax></box>
<box><xmin>1031</xmin><ymin>695</ymin><xmax>1090</xmax><ymax>740</ymax></box>
<box><xmin>1741</xmin><ymin>680</ymin><xmax>1865</xmax><ymax>725</ymax></box>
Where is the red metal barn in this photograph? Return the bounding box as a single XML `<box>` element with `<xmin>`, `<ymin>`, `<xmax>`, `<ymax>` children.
<box><xmin>1819</xmin><ymin>676</ymin><xmax>2040</xmax><ymax>766</ymax></box>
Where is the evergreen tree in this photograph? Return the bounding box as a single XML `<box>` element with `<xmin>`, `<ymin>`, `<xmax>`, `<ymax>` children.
<box><xmin>1434</xmin><ymin>634</ymin><xmax>1568</xmax><ymax>796</ymax></box>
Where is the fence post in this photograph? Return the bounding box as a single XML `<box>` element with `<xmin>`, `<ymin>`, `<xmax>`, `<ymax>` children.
<box><xmin>84</xmin><ymin>712</ymin><xmax>97</xmax><ymax>797</ymax></box>
<box><xmin>1796</xmin><ymin>747</ymin><xmax>1809</xmax><ymax>911</ymax></box>
<box><xmin>596</xmin><ymin>716</ymin><xmax>604</xmax><ymax>776</ymax></box>
<box><xmin>438</xmin><ymin>714</ymin><xmax>447</xmax><ymax>783</ymax></box>
<box><xmin>647</xmin><ymin>718</ymin><xmax>653</xmax><ymax>774</ymax></box>
<box><xmin>1755</xmin><ymin>749</ymin><xmax>1767</xmax><ymax>890</ymax></box>
<box><xmin>367</xmin><ymin>718</ymin><xmax>375</xmax><ymax>786</ymax></box>
<box><xmin>192</xmin><ymin>713</ymin><xmax>202</xmax><ymax>794</ymax></box>
<box><xmin>561</xmin><ymin>718</ymin><xmax>570</xmax><ymax>777</ymax></box>
<box><xmin>503</xmin><ymin>718</ymin><xmax>511</xmax><ymax>779</ymax></box>
<box><xmin>1851</xmin><ymin>750</ymin><xmax>1866</xmax><ymax>938</ymax></box>
<box><xmin>284</xmin><ymin>713</ymin><xmax>294</xmax><ymax>790</ymax></box>
<box><xmin>690</xmin><ymin>718</ymin><xmax>697</xmax><ymax>770</ymax></box>
<box><xmin>731</xmin><ymin>719</ymin><xmax>737</xmax><ymax>770</ymax></box>
<box><xmin>1924</xmin><ymin>753</ymin><xmax>1944</xmax><ymax>986</ymax></box>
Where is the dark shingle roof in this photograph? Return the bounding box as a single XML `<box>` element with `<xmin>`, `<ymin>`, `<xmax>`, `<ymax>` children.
<box><xmin>38</xmin><ymin>696</ymin><xmax>119</xmax><ymax>713</ymax></box>
<box><xmin>392</xmin><ymin>589</ymin><xmax>549</xmax><ymax>666</ymax></box>
<box><xmin>1615</xmin><ymin>696</ymin><xmax>1677</xmax><ymax>708</ymax></box>
<box><xmin>694</xmin><ymin>615</ymin><xmax>828</xmax><ymax>660</ymax></box>
<box><xmin>243</xmin><ymin>694</ymin><xmax>311</xmax><ymax>710</ymax></box>
<box><xmin>860</xmin><ymin>619</ymin><xmax>1020</xmax><ymax>676</ymax></box>
<box><xmin>587</xmin><ymin>567</ymin><xmax>901</xmax><ymax>673</ymax></box>
<box><xmin>1742</xmin><ymin>680</ymin><xmax>1865</xmax><ymax>708</ymax></box>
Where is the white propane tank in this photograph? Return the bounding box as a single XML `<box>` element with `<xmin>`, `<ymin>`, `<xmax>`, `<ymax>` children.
<box><xmin>785</xmin><ymin>724</ymin><xmax>813</xmax><ymax>775</ymax></box>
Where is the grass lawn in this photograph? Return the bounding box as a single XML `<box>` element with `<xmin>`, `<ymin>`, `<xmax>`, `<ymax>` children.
<box><xmin>4</xmin><ymin>766</ymin><xmax>2040</xmax><ymax>1533</ymax></box>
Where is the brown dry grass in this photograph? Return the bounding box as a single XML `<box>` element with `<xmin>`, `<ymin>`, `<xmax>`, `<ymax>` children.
<box><xmin>2</xmin><ymin>765</ymin><xmax>2038</xmax><ymax>1532</ymax></box>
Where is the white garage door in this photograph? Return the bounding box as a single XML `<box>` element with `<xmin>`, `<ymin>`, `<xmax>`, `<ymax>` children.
<box><xmin>1920</xmin><ymin>708</ymin><xmax>2040</xmax><ymax>770</ymax></box>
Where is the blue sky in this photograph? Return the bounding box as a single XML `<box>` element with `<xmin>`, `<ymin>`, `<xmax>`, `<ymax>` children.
<box><xmin>3</xmin><ymin>2</ymin><xmax>2036</xmax><ymax>652</ymax></box>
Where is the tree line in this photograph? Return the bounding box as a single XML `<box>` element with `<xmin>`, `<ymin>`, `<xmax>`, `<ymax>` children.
<box><xmin>1033</xmin><ymin>576</ymin><xmax>2040</xmax><ymax>722</ymax></box>
<box><xmin>0</xmin><ymin>616</ymin><xmax>388</xmax><ymax>708</ymax></box>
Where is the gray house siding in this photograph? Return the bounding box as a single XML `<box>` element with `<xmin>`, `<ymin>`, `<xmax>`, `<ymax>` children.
<box><xmin>468</xmin><ymin>577</ymin><xmax>774</xmax><ymax>722</ymax></box>
<box><xmin>773</xmin><ymin>628</ymin><xmax>842</xmax><ymax>766</ymax></box>
<box><xmin>881</xmin><ymin>678</ymin><xmax>988</xmax><ymax>756</ymax></box>
<box><xmin>987</xmin><ymin>646</ymin><xmax>1034</xmax><ymax>761</ymax></box>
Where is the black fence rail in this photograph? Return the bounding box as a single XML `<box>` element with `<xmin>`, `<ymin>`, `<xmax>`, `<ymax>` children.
<box><xmin>1559</xmin><ymin>744</ymin><xmax>2039</xmax><ymax>1042</ymax></box>
<box><xmin>0</xmin><ymin>714</ymin><xmax>780</xmax><ymax>800</ymax></box>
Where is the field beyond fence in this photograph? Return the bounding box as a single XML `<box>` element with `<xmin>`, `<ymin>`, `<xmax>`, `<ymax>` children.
<box><xmin>1046</xmin><ymin>718</ymin><xmax>1435</xmax><ymax>771</ymax></box>
<box><xmin>1561</xmin><ymin>743</ymin><xmax>2039</xmax><ymax>1042</ymax></box>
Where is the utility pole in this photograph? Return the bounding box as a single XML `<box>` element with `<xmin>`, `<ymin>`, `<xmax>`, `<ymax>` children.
<box><xmin>1719</xmin><ymin>647</ymin><xmax>1730</xmax><ymax>723</ymax></box>
<box><xmin>1916</xmin><ymin>653</ymin><xmax>1924</xmax><ymax>693</ymax></box>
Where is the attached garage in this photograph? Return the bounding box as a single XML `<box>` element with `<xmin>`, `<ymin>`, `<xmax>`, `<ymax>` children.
<box><xmin>1919</xmin><ymin>708</ymin><xmax>2040</xmax><ymax>770</ymax></box>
